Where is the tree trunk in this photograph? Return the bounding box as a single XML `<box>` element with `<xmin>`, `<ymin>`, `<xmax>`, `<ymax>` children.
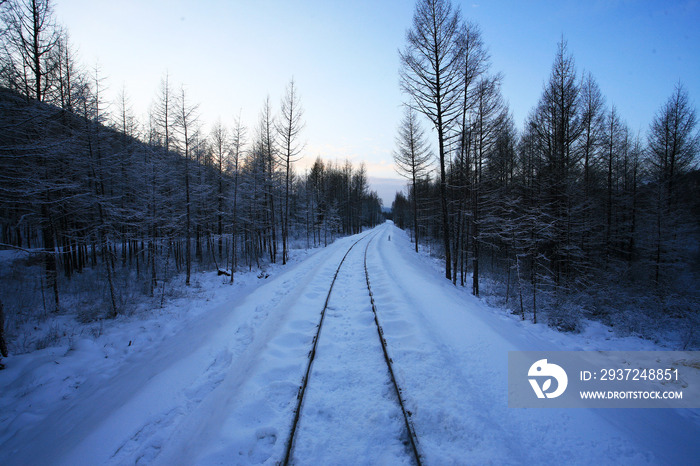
<box><xmin>0</xmin><ymin>299</ymin><xmax>8</xmax><ymax>358</ymax></box>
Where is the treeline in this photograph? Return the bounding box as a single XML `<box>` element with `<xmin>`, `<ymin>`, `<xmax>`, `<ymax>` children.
<box><xmin>0</xmin><ymin>0</ymin><xmax>382</xmax><ymax>320</ymax></box>
<box><xmin>394</xmin><ymin>0</ymin><xmax>699</xmax><ymax>338</ymax></box>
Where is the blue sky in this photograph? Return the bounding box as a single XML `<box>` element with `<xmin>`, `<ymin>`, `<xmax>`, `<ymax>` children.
<box><xmin>55</xmin><ymin>0</ymin><xmax>700</xmax><ymax>206</ymax></box>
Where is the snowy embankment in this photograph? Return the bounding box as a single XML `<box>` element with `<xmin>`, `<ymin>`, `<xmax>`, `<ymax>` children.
<box><xmin>0</xmin><ymin>243</ymin><xmax>338</xmax><ymax>464</ymax></box>
<box><xmin>0</xmin><ymin>222</ymin><xmax>698</xmax><ymax>465</ymax></box>
<box><xmin>368</xmin><ymin>223</ymin><xmax>700</xmax><ymax>464</ymax></box>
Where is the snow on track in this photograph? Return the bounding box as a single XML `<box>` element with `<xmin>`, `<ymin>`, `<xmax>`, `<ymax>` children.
<box><xmin>288</xmin><ymin>233</ymin><xmax>413</xmax><ymax>465</ymax></box>
<box><xmin>150</xmin><ymin>234</ymin><xmax>374</xmax><ymax>465</ymax></box>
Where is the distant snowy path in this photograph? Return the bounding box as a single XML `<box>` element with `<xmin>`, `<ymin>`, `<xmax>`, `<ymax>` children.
<box><xmin>1</xmin><ymin>222</ymin><xmax>698</xmax><ymax>465</ymax></box>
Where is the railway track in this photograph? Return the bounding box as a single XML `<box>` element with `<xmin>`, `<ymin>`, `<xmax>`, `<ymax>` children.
<box><xmin>281</xmin><ymin>232</ymin><xmax>422</xmax><ymax>465</ymax></box>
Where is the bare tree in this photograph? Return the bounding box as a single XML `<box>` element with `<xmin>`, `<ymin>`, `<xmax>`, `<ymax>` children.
<box><xmin>648</xmin><ymin>82</ymin><xmax>699</xmax><ymax>213</ymax></box>
<box><xmin>276</xmin><ymin>78</ymin><xmax>305</xmax><ymax>264</ymax></box>
<box><xmin>393</xmin><ymin>106</ymin><xmax>432</xmax><ymax>252</ymax></box>
<box><xmin>602</xmin><ymin>104</ymin><xmax>626</xmax><ymax>262</ymax></box>
<box><xmin>1</xmin><ymin>0</ymin><xmax>60</xmax><ymax>101</ymax></box>
<box><xmin>112</xmin><ymin>86</ymin><xmax>138</xmax><ymax>267</ymax></box>
<box><xmin>175</xmin><ymin>85</ymin><xmax>199</xmax><ymax>286</ymax></box>
<box><xmin>400</xmin><ymin>0</ymin><xmax>462</xmax><ymax>280</ymax></box>
<box><xmin>144</xmin><ymin>73</ymin><xmax>175</xmax><ymax>295</ymax></box>
<box><xmin>54</xmin><ymin>30</ymin><xmax>82</xmax><ymax>112</ymax></box>
<box><xmin>647</xmin><ymin>82</ymin><xmax>699</xmax><ymax>284</ymax></box>
<box><xmin>450</xmin><ymin>20</ymin><xmax>489</xmax><ymax>284</ymax></box>
<box><xmin>258</xmin><ymin>96</ymin><xmax>277</xmax><ymax>263</ymax></box>
<box><xmin>578</xmin><ymin>71</ymin><xmax>605</xmax><ymax>204</ymax></box>
<box><xmin>154</xmin><ymin>72</ymin><xmax>173</xmax><ymax>153</ymax></box>
<box><xmin>527</xmin><ymin>40</ymin><xmax>583</xmax><ymax>284</ymax></box>
<box><xmin>0</xmin><ymin>299</ymin><xmax>7</xmax><ymax>363</ymax></box>
<box><xmin>210</xmin><ymin>118</ymin><xmax>229</xmax><ymax>261</ymax></box>
<box><xmin>470</xmin><ymin>74</ymin><xmax>507</xmax><ymax>296</ymax></box>
<box><xmin>229</xmin><ymin>113</ymin><xmax>246</xmax><ymax>283</ymax></box>
<box><xmin>577</xmin><ymin>71</ymin><xmax>606</xmax><ymax>258</ymax></box>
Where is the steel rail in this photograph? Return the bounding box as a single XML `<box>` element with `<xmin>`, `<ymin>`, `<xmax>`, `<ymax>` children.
<box><xmin>281</xmin><ymin>233</ymin><xmax>369</xmax><ymax>465</ymax></box>
<box><xmin>363</xmin><ymin>234</ymin><xmax>422</xmax><ymax>466</ymax></box>
<box><xmin>281</xmin><ymin>230</ymin><xmax>422</xmax><ymax>465</ymax></box>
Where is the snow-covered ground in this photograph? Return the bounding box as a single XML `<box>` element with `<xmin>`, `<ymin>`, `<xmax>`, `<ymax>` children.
<box><xmin>1</xmin><ymin>222</ymin><xmax>698</xmax><ymax>465</ymax></box>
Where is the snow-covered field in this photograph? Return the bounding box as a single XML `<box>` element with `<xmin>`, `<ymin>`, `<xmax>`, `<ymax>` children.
<box><xmin>1</xmin><ymin>222</ymin><xmax>698</xmax><ymax>465</ymax></box>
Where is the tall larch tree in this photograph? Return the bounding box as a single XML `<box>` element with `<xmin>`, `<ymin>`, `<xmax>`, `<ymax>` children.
<box><xmin>400</xmin><ymin>0</ymin><xmax>463</xmax><ymax>280</ymax></box>
<box><xmin>175</xmin><ymin>85</ymin><xmax>199</xmax><ymax>286</ymax></box>
<box><xmin>393</xmin><ymin>106</ymin><xmax>432</xmax><ymax>252</ymax></box>
<box><xmin>647</xmin><ymin>82</ymin><xmax>699</xmax><ymax>285</ymax></box>
<box><xmin>276</xmin><ymin>78</ymin><xmax>304</xmax><ymax>265</ymax></box>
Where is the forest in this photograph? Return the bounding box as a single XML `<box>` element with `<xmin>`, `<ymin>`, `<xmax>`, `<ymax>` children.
<box><xmin>0</xmin><ymin>0</ymin><xmax>382</xmax><ymax>353</ymax></box>
<box><xmin>0</xmin><ymin>0</ymin><xmax>698</xmax><ymax>357</ymax></box>
<box><xmin>392</xmin><ymin>0</ymin><xmax>699</xmax><ymax>346</ymax></box>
